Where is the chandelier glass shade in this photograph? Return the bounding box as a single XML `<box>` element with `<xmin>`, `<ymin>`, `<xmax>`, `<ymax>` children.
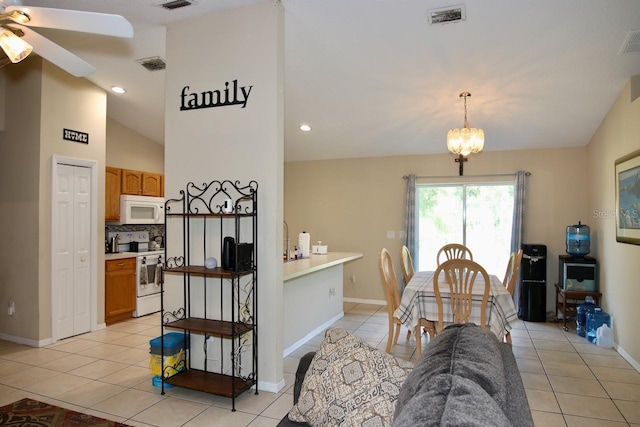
<box><xmin>0</xmin><ymin>27</ymin><xmax>32</xmax><ymax>63</ymax></box>
<box><xmin>447</xmin><ymin>92</ymin><xmax>484</xmax><ymax>157</ymax></box>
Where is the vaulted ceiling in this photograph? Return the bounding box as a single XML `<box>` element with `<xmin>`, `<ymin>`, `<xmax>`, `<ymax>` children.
<box><xmin>9</xmin><ymin>0</ymin><xmax>640</xmax><ymax>161</ymax></box>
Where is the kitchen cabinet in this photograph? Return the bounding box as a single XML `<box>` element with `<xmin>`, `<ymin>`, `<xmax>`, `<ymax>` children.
<box><xmin>121</xmin><ymin>169</ymin><xmax>163</xmax><ymax>197</ymax></box>
<box><xmin>105</xmin><ymin>257</ymin><xmax>136</xmax><ymax>325</ymax></box>
<box><xmin>105</xmin><ymin>167</ymin><xmax>122</xmax><ymax>222</ymax></box>
<box><xmin>161</xmin><ymin>179</ymin><xmax>258</xmax><ymax>411</ymax></box>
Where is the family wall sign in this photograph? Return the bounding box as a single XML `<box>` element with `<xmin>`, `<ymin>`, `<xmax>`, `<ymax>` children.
<box><xmin>180</xmin><ymin>80</ymin><xmax>253</xmax><ymax>111</ymax></box>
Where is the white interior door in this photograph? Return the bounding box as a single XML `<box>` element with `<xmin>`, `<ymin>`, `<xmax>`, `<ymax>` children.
<box><xmin>53</xmin><ymin>164</ymin><xmax>91</xmax><ymax>339</ymax></box>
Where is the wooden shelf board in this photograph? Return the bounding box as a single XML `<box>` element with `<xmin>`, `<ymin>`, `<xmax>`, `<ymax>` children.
<box><xmin>165</xmin><ymin>369</ymin><xmax>255</xmax><ymax>397</ymax></box>
<box><xmin>165</xmin><ymin>317</ymin><xmax>254</xmax><ymax>337</ymax></box>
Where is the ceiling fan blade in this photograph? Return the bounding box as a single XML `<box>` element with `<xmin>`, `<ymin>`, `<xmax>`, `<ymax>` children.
<box><xmin>5</xmin><ymin>5</ymin><xmax>133</xmax><ymax>38</ymax></box>
<box><xmin>20</xmin><ymin>26</ymin><xmax>95</xmax><ymax>77</ymax></box>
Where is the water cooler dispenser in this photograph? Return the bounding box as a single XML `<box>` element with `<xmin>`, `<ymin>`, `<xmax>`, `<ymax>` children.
<box><xmin>520</xmin><ymin>244</ymin><xmax>547</xmax><ymax>322</ymax></box>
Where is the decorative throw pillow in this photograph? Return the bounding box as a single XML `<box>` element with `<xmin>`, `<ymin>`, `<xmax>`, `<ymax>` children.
<box><xmin>288</xmin><ymin>328</ymin><xmax>413</xmax><ymax>426</ymax></box>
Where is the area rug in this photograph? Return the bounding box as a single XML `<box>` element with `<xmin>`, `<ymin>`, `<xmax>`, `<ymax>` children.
<box><xmin>0</xmin><ymin>398</ymin><xmax>130</xmax><ymax>427</ymax></box>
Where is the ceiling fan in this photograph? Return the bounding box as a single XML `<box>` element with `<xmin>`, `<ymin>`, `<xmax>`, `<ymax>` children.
<box><xmin>0</xmin><ymin>0</ymin><xmax>133</xmax><ymax>77</ymax></box>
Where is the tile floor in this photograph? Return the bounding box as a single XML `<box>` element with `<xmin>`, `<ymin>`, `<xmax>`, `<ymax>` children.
<box><xmin>1</xmin><ymin>303</ymin><xmax>639</xmax><ymax>426</ymax></box>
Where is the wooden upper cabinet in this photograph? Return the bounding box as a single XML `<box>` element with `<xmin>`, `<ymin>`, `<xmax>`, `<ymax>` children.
<box><xmin>121</xmin><ymin>169</ymin><xmax>163</xmax><ymax>197</ymax></box>
<box><xmin>142</xmin><ymin>173</ymin><xmax>162</xmax><ymax>197</ymax></box>
<box><xmin>105</xmin><ymin>167</ymin><xmax>122</xmax><ymax>221</ymax></box>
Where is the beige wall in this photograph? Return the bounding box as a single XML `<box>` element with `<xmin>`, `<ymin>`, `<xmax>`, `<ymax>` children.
<box><xmin>0</xmin><ymin>58</ymin><xmax>107</xmax><ymax>343</ymax></box>
<box><xmin>285</xmin><ymin>147</ymin><xmax>590</xmax><ymax>314</ymax></box>
<box><xmin>587</xmin><ymin>77</ymin><xmax>640</xmax><ymax>366</ymax></box>
<box><xmin>106</xmin><ymin>118</ymin><xmax>164</xmax><ymax>173</ymax></box>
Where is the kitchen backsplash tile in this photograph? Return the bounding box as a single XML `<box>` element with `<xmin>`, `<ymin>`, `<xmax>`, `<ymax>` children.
<box><xmin>105</xmin><ymin>224</ymin><xmax>164</xmax><ymax>245</ymax></box>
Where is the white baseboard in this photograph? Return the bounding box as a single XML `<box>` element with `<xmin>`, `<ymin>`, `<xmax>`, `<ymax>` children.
<box><xmin>258</xmin><ymin>378</ymin><xmax>286</xmax><ymax>393</ymax></box>
<box><xmin>283</xmin><ymin>312</ymin><xmax>344</xmax><ymax>357</ymax></box>
<box><xmin>343</xmin><ymin>297</ymin><xmax>386</xmax><ymax>306</ymax></box>
<box><xmin>0</xmin><ymin>333</ymin><xmax>51</xmax><ymax>348</ymax></box>
<box><xmin>615</xmin><ymin>343</ymin><xmax>640</xmax><ymax>372</ymax></box>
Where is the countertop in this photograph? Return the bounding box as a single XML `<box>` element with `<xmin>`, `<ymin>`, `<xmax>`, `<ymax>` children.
<box><xmin>105</xmin><ymin>252</ymin><xmax>140</xmax><ymax>261</ymax></box>
<box><xmin>283</xmin><ymin>252</ymin><xmax>363</xmax><ymax>281</ymax></box>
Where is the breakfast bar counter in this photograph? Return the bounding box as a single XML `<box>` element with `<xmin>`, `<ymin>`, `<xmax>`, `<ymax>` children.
<box><xmin>283</xmin><ymin>252</ymin><xmax>362</xmax><ymax>355</ymax></box>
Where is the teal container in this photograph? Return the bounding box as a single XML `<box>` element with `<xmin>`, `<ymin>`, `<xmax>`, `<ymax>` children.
<box><xmin>586</xmin><ymin>308</ymin><xmax>610</xmax><ymax>344</ymax></box>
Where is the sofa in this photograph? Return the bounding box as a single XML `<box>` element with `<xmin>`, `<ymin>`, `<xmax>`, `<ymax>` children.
<box><xmin>278</xmin><ymin>324</ymin><xmax>533</xmax><ymax>427</ymax></box>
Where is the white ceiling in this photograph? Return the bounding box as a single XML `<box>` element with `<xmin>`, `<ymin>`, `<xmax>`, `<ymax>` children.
<box><xmin>12</xmin><ymin>0</ymin><xmax>640</xmax><ymax>161</ymax></box>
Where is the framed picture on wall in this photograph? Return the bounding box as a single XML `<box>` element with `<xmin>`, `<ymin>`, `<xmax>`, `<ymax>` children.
<box><xmin>615</xmin><ymin>148</ymin><xmax>640</xmax><ymax>244</ymax></box>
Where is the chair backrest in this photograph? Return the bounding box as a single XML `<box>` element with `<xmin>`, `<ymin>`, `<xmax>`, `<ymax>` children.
<box><xmin>436</xmin><ymin>243</ymin><xmax>473</xmax><ymax>266</ymax></box>
<box><xmin>379</xmin><ymin>248</ymin><xmax>401</xmax><ymax>316</ymax></box>
<box><xmin>433</xmin><ymin>258</ymin><xmax>490</xmax><ymax>331</ymax></box>
<box><xmin>503</xmin><ymin>249</ymin><xmax>523</xmax><ymax>295</ymax></box>
<box><xmin>401</xmin><ymin>245</ymin><xmax>415</xmax><ymax>284</ymax></box>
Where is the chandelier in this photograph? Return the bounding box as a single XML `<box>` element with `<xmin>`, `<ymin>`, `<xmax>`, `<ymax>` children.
<box><xmin>446</xmin><ymin>92</ymin><xmax>484</xmax><ymax>175</ymax></box>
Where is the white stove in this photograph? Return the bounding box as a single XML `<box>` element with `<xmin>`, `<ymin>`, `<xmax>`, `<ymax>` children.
<box><xmin>107</xmin><ymin>231</ymin><xmax>164</xmax><ymax>317</ymax></box>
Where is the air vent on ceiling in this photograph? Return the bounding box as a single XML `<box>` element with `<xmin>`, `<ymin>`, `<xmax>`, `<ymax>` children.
<box><xmin>620</xmin><ymin>30</ymin><xmax>640</xmax><ymax>54</ymax></box>
<box><xmin>427</xmin><ymin>5</ymin><xmax>466</xmax><ymax>25</ymax></box>
<box><xmin>137</xmin><ymin>56</ymin><xmax>166</xmax><ymax>71</ymax></box>
<box><xmin>155</xmin><ymin>0</ymin><xmax>195</xmax><ymax>10</ymax></box>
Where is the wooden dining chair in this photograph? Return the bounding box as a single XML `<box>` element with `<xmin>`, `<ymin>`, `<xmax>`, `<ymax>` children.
<box><xmin>433</xmin><ymin>258</ymin><xmax>491</xmax><ymax>333</ymax></box>
<box><xmin>436</xmin><ymin>243</ymin><xmax>473</xmax><ymax>266</ymax></box>
<box><xmin>401</xmin><ymin>245</ymin><xmax>415</xmax><ymax>284</ymax></box>
<box><xmin>378</xmin><ymin>248</ymin><xmax>407</xmax><ymax>352</ymax></box>
<box><xmin>502</xmin><ymin>249</ymin><xmax>522</xmax><ymax>343</ymax></box>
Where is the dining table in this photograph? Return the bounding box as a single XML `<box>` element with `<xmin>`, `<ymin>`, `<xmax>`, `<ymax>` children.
<box><xmin>394</xmin><ymin>270</ymin><xmax>519</xmax><ymax>341</ymax></box>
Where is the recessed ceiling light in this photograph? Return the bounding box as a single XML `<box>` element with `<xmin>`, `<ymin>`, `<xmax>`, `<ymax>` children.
<box><xmin>111</xmin><ymin>86</ymin><xmax>126</xmax><ymax>94</ymax></box>
<box><xmin>299</xmin><ymin>124</ymin><xmax>311</xmax><ymax>132</ymax></box>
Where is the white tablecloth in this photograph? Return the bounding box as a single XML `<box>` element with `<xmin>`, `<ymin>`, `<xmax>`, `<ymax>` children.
<box><xmin>394</xmin><ymin>270</ymin><xmax>518</xmax><ymax>340</ymax></box>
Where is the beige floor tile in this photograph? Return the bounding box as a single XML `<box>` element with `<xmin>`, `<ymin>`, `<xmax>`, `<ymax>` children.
<box><xmin>525</xmin><ymin>322</ymin><xmax>564</xmax><ymax>332</ymax></box>
<box><xmin>547</xmin><ymin>375</ymin><xmax>608</xmax><ymax>397</ymax></box>
<box><xmin>564</xmin><ymin>415</ymin><xmax>631</xmax><ymax>426</ymax></box>
<box><xmin>39</xmin><ymin>353</ymin><xmax>98</xmax><ymax>372</ymax></box>
<box><xmin>528</xmin><ymin>330</ymin><xmax>569</xmax><ymax>342</ymax></box>
<box><xmin>0</xmin><ymin>366</ymin><xmax>63</xmax><ymax>389</ymax></box>
<box><xmin>533</xmin><ymin>339</ymin><xmax>577</xmax><ymax>352</ymax></box>
<box><xmin>56</xmin><ymin>380</ymin><xmax>127</xmax><ymax>407</ymax></box>
<box><xmin>247</xmin><ymin>416</ymin><xmax>281</xmax><ymax>426</ymax></box>
<box><xmin>591</xmin><ymin>365</ymin><xmax>640</xmax><ymax>384</ymax></box>
<box><xmin>22</xmin><ymin>371</ymin><xmax>92</xmax><ymax>397</ymax></box>
<box><xmin>111</xmin><ymin>333</ymin><xmax>155</xmax><ymax>348</ymax></box>
<box><xmin>538</xmin><ymin>349</ymin><xmax>584</xmax><ymax>364</ymax></box>
<box><xmin>511</xmin><ymin>346</ymin><xmax>541</xmax><ymax>360</ymax></box>
<box><xmin>615</xmin><ymin>399</ymin><xmax>640</xmax><ymax>424</ymax></box>
<box><xmin>542</xmin><ymin>360</ymin><xmax>595</xmax><ymax>380</ymax></box>
<box><xmin>260</xmin><ymin>393</ymin><xmax>295</xmax><ymax>420</ymax></box>
<box><xmin>581</xmin><ymin>353</ymin><xmax>634</xmax><ymax>369</ymax></box>
<box><xmin>521</xmin><ymin>372</ymin><xmax>552</xmax><ymax>391</ymax></box>
<box><xmin>131</xmin><ymin>396</ymin><xmax>209</xmax><ymax>426</ymax></box>
<box><xmin>525</xmin><ymin>389</ymin><xmax>561</xmax><ymax>413</ymax></box>
<box><xmin>161</xmin><ymin>386</ymin><xmax>218</xmax><ymax>405</ymax></box>
<box><xmin>182</xmin><ymin>404</ymin><xmax>257</xmax><ymax>427</ymax></box>
<box><xmin>530</xmin><ymin>410</ymin><xmax>566</xmax><ymax>427</ymax></box>
<box><xmin>356</xmin><ymin>322</ymin><xmax>391</xmax><ymax>334</ymax></box>
<box><xmin>78</xmin><ymin>343</ymin><xmax>130</xmax><ymax>359</ymax></box>
<box><xmin>330</xmin><ymin>319</ymin><xmax>363</xmax><ymax>330</ymax></box>
<box><xmin>108</xmin><ymin>322</ymin><xmax>159</xmax><ymax>334</ymax></box>
<box><xmin>100</xmin><ymin>365</ymin><xmax>152</xmax><ymax>388</ymax></box>
<box><xmin>69</xmin><ymin>359</ymin><xmax>130</xmax><ymax>380</ymax></box>
<box><xmin>573</xmin><ymin>342</ymin><xmax>620</xmax><ymax>356</ymax></box>
<box><xmin>0</xmin><ymin>360</ymin><xmax>30</xmax><ymax>376</ymax></box>
<box><xmin>84</xmin><ymin>330</ymin><xmax>131</xmax><ymax>343</ymax></box>
<box><xmin>516</xmin><ymin>357</ymin><xmax>545</xmax><ymax>374</ymax></box>
<box><xmin>105</xmin><ymin>347</ymin><xmax>150</xmax><ymax>365</ymax></box>
<box><xmin>342</xmin><ymin>313</ymin><xmax>372</xmax><ymax>323</ymax></box>
<box><xmin>2</xmin><ymin>348</ymin><xmax>68</xmax><ymax>366</ymax></box>
<box><xmin>556</xmin><ymin>393</ymin><xmax>625</xmax><ymax>421</ymax></box>
<box><xmin>91</xmin><ymin>388</ymin><xmax>166</xmax><ymax>418</ymax></box>
<box><xmin>511</xmin><ymin>337</ymin><xmax>534</xmax><ymax>348</ymax></box>
<box><xmin>47</xmin><ymin>339</ymin><xmax>103</xmax><ymax>354</ymax></box>
<box><xmin>602</xmin><ymin>381</ymin><xmax>640</xmax><ymax>402</ymax></box>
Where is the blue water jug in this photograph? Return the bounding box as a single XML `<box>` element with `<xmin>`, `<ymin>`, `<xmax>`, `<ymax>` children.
<box><xmin>586</xmin><ymin>308</ymin><xmax>610</xmax><ymax>344</ymax></box>
<box><xmin>576</xmin><ymin>295</ymin><xmax>597</xmax><ymax>337</ymax></box>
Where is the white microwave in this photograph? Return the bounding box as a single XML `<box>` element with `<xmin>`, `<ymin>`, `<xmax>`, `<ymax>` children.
<box><xmin>119</xmin><ymin>195</ymin><xmax>165</xmax><ymax>224</ymax></box>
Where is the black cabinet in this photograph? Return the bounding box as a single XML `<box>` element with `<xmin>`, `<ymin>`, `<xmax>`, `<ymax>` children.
<box><xmin>519</xmin><ymin>244</ymin><xmax>547</xmax><ymax>322</ymax></box>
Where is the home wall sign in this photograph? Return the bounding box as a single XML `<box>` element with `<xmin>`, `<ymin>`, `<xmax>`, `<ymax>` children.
<box><xmin>180</xmin><ymin>80</ymin><xmax>253</xmax><ymax>111</ymax></box>
<box><xmin>63</xmin><ymin>128</ymin><xmax>89</xmax><ymax>144</ymax></box>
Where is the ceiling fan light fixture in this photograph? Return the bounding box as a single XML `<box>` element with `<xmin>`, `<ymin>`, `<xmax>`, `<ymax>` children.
<box><xmin>7</xmin><ymin>9</ymin><xmax>30</xmax><ymax>24</ymax></box>
<box><xmin>111</xmin><ymin>85</ymin><xmax>126</xmax><ymax>94</ymax></box>
<box><xmin>0</xmin><ymin>27</ymin><xmax>32</xmax><ymax>63</ymax></box>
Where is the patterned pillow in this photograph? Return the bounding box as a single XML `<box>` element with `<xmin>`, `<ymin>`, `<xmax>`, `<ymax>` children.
<box><xmin>288</xmin><ymin>328</ymin><xmax>414</xmax><ymax>426</ymax></box>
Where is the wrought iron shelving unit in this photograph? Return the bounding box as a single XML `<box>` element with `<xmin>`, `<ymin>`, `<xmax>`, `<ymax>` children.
<box><xmin>160</xmin><ymin>180</ymin><xmax>258</xmax><ymax>411</ymax></box>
